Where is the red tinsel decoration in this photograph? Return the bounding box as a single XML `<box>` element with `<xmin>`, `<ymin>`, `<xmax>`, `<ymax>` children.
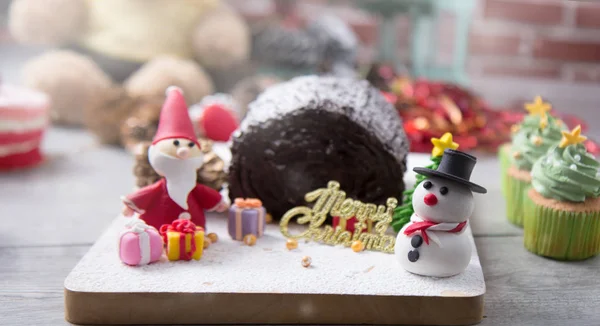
<box><xmin>369</xmin><ymin>64</ymin><xmax>599</xmax><ymax>156</ymax></box>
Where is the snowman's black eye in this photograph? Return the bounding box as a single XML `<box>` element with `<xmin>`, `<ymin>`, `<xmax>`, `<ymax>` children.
<box><xmin>188</xmin><ymin>142</ymin><xmax>195</xmax><ymax>148</ymax></box>
<box><xmin>173</xmin><ymin>140</ymin><xmax>180</xmax><ymax>146</ymax></box>
<box><xmin>440</xmin><ymin>186</ymin><xmax>449</xmax><ymax>195</ymax></box>
<box><xmin>423</xmin><ymin>181</ymin><xmax>433</xmax><ymax>189</ymax></box>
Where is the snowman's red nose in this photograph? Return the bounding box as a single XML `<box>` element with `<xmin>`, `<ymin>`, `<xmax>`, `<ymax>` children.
<box><xmin>424</xmin><ymin>193</ymin><xmax>438</xmax><ymax>206</ymax></box>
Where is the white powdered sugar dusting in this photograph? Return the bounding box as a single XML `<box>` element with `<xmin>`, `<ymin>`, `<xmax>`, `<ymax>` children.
<box><xmin>238</xmin><ymin>76</ymin><xmax>409</xmax><ymax>164</ymax></box>
<box><xmin>65</xmin><ymin>214</ymin><xmax>484</xmax><ymax>297</ymax></box>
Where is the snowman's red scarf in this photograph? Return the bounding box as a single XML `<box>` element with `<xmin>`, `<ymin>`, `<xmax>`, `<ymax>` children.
<box><xmin>403</xmin><ymin>215</ymin><xmax>467</xmax><ymax>246</ymax></box>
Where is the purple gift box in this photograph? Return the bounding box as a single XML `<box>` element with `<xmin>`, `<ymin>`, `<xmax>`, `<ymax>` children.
<box><xmin>227</xmin><ymin>199</ymin><xmax>266</xmax><ymax>241</ymax></box>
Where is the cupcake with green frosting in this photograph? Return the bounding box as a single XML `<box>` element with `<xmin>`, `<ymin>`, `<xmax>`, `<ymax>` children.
<box><xmin>523</xmin><ymin>125</ymin><xmax>600</xmax><ymax>260</ymax></box>
<box><xmin>499</xmin><ymin>142</ymin><xmax>512</xmax><ymax>196</ymax></box>
<box><xmin>506</xmin><ymin>104</ymin><xmax>565</xmax><ymax>227</ymax></box>
<box><xmin>500</xmin><ymin>97</ymin><xmax>560</xmax><ymax>198</ymax></box>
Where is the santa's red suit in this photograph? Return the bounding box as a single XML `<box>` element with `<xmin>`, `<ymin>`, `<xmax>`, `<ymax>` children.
<box><xmin>122</xmin><ymin>86</ymin><xmax>224</xmax><ymax>230</ymax></box>
<box><xmin>123</xmin><ymin>178</ymin><xmax>221</xmax><ymax>230</ymax></box>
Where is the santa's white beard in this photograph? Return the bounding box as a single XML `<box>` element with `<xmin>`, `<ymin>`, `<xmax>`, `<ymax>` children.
<box><xmin>148</xmin><ymin>145</ymin><xmax>203</xmax><ymax>210</ymax></box>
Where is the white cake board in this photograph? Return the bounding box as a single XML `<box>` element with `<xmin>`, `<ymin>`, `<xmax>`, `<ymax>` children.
<box><xmin>65</xmin><ymin>213</ymin><xmax>484</xmax><ymax>325</ymax></box>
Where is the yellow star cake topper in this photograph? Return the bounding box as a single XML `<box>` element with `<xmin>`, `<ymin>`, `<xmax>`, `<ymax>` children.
<box><xmin>431</xmin><ymin>132</ymin><xmax>459</xmax><ymax>157</ymax></box>
<box><xmin>525</xmin><ymin>96</ymin><xmax>552</xmax><ymax>117</ymax></box>
<box><xmin>559</xmin><ymin>125</ymin><xmax>587</xmax><ymax>148</ymax></box>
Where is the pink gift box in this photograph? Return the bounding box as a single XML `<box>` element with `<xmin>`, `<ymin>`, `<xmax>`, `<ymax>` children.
<box><xmin>119</xmin><ymin>219</ymin><xmax>163</xmax><ymax>266</ymax></box>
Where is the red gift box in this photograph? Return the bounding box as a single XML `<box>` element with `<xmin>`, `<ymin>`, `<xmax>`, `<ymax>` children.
<box><xmin>159</xmin><ymin>219</ymin><xmax>204</xmax><ymax>261</ymax></box>
<box><xmin>332</xmin><ymin>216</ymin><xmax>373</xmax><ymax>234</ymax></box>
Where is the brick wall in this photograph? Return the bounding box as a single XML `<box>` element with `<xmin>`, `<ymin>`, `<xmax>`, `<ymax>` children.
<box><xmin>469</xmin><ymin>0</ymin><xmax>600</xmax><ymax>83</ymax></box>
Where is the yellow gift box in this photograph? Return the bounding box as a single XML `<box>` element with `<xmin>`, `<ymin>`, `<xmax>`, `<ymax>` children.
<box><xmin>165</xmin><ymin>227</ymin><xmax>205</xmax><ymax>261</ymax></box>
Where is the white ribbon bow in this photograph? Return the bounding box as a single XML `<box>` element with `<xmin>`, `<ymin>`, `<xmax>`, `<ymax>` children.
<box><xmin>125</xmin><ymin>218</ymin><xmax>151</xmax><ymax>234</ymax></box>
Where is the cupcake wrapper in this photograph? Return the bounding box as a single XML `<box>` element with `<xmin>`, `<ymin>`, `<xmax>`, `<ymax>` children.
<box><xmin>523</xmin><ymin>194</ymin><xmax>600</xmax><ymax>260</ymax></box>
<box><xmin>498</xmin><ymin>144</ymin><xmax>511</xmax><ymax>198</ymax></box>
<box><xmin>506</xmin><ymin>173</ymin><xmax>530</xmax><ymax>227</ymax></box>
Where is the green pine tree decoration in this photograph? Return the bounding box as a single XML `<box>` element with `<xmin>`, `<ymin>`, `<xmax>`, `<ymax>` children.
<box><xmin>391</xmin><ymin>132</ymin><xmax>459</xmax><ymax>232</ymax></box>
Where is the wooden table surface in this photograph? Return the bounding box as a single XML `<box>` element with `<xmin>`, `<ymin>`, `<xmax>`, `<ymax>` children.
<box><xmin>1</xmin><ymin>128</ymin><xmax>599</xmax><ymax>326</ymax></box>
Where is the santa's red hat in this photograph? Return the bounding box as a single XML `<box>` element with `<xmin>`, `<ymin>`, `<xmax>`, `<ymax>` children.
<box><xmin>152</xmin><ymin>86</ymin><xmax>200</xmax><ymax>148</ymax></box>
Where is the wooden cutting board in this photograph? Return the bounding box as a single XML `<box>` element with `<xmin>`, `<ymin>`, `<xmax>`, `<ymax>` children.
<box><xmin>64</xmin><ymin>213</ymin><xmax>485</xmax><ymax>325</ymax></box>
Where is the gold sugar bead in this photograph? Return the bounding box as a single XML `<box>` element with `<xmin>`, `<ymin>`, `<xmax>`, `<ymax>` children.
<box><xmin>511</xmin><ymin>125</ymin><xmax>520</xmax><ymax>134</ymax></box>
<box><xmin>207</xmin><ymin>233</ymin><xmax>218</xmax><ymax>243</ymax></box>
<box><xmin>301</xmin><ymin>256</ymin><xmax>312</xmax><ymax>268</ymax></box>
<box><xmin>351</xmin><ymin>240</ymin><xmax>365</xmax><ymax>252</ymax></box>
<box><xmin>286</xmin><ymin>238</ymin><xmax>298</xmax><ymax>250</ymax></box>
<box><xmin>532</xmin><ymin>136</ymin><xmax>543</xmax><ymax>146</ymax></box>
<box><xmin>512</xmin><ymin>151</ymin><xmax>522</xmax><ymax>159</ymax></box>
<box><xmin>203</xmin><ymin>238</ymin><xmax>212</xmax><ymax>249</ymax></box>
<box><xmin>243</xmin><ymin>234</ymin><xmax>257</xmax><ymax>246</ymax></box>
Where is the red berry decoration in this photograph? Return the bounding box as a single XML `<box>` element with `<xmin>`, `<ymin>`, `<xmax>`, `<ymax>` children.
<box><xmin>200</xmin><ymin>104</ymin><xmax>239</xmax><ymax>142</ymax></box>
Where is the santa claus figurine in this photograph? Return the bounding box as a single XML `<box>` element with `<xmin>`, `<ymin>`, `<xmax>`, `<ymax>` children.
<box><xmin>121</xmin><ymin>86</ymin><xmax>228</xmax><ymax>230</ymax></box>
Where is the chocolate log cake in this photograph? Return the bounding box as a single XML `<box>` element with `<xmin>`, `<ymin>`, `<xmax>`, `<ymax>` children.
<box><xmin>228</xmin><ymin>76</ymin><xmax>409</xmax><ymax>219</ymax></box>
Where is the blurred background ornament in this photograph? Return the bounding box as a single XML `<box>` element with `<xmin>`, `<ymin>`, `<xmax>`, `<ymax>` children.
<box><xmin>7</xmin><ymin>0</ymin><xmax>252</xmax><ymax>136</ymax></box>
<box><xmin>251</xmin><ymin>3</ymin><xmax>358</xmax><ymax>80</ymax></box>
<box><xmin>21</xmin><ymin>50</ymin><xmax>113</xmax><ymax>126</ymax></box>
<box><xmin>124</xmin><ymin>56</ymin><xmax>214</xmax><ymax>106</ymax></box>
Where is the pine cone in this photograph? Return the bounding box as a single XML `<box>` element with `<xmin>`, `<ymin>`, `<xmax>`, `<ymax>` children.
<box><xmin>120</xmin><ymin>95</ymin><xmax>165</xmax><ymax>151</ymax></box>
<box><xmin>133</xmin><ymin>139</ymin><xmax>227</xmax><ymax>191</ymax></box>
<box><xmin>84</xmin><ymin>87</ymin><xmax>137</xmax><ymax>145</ymax></box>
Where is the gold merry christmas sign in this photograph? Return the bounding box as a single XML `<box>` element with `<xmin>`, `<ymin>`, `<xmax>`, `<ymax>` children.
<box><xmin>280</xmin><ymin>181</ymin><xmax>398</xmax><ymax>253</ymax></box>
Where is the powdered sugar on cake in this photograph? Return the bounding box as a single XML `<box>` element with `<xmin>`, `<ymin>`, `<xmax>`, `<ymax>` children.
<box><xmin>238</xmin><ymin>76</ymin><xmax>408</xmax><ymax>164</ymax></box>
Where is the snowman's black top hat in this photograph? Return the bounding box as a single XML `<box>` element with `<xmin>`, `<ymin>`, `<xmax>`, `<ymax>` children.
<box><xmin>413</xmin><ymin>149</ymin><xmax>487</xmax><ymax>193</ymax></box>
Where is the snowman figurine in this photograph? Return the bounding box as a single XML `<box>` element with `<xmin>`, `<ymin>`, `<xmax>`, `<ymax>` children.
<box><xmin>395</xmin><ymin>149</ymin><xmax>487</xmax><ymax>277</ymax></box>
